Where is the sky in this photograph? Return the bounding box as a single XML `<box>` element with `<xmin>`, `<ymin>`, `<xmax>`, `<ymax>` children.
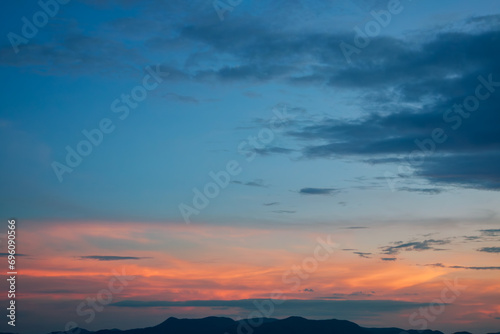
<box><xmin>0</xmin><ymin>0</ymin><xmax>500</xmax><ymax>333</ymax></box>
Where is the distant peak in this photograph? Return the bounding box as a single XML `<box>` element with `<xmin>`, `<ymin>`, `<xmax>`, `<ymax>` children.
<box><xmin>157</xmin><ymin>316</ymin><xmax>178</xmax><ymax>325</ymax></box>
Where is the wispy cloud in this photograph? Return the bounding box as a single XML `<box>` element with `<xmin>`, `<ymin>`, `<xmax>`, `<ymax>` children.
<box><xmin>322</xmin><ymin>291</ymin><xmax>375</xmax><ymax>299</ymax></box>
<box><xmin>299</xmin><ymin>188</ymin><xmax>338</xmax><ymax>195</ymax></box>
<box><xmin>232</xmin><ymin>179</ymin><xmax>267</xmax><ymax>187</ymax></box>
<box><xmin>171</xmin><ymin>17</ymin><xmax>500</xmax><ymax>192</ymax></box>
<box><xmin>397</xmin><ymin>187</ymin><xmax>443</xmax><ymax>195</ymax></box>
<box><xmin>477</xmin><ymin>247</ymin><xmax>500</xmax><ymax>253</ymax></box>
<box><xmin>480</xmin><ymin>229</ymin><xmax>500</xmax><ymax>236</ymax></box>
<box><xmin>78</xmin><ymin>255</ymin><xmax>150</xmax><ymax>261</ymax></box>
<box><xmin>0</xmin><ymin>253</ymin><xmax>27</xmax><ymax>257</ymax></box>
<box><xmin>109</xmin><ymin>298</ymin><xmax>431</xmax><ymax>318</ymax></box>
<box><xmin>253</xmin><ymin>147</ymin><xmax>295</xmax><ymax>156</ymax></box>
<box><xmin>425</xmin><ymin>263</ymin><xmax>500</xmax><ymax>270</ymax></box>
<box><xmin>381</xmin><ymin>239</ymin><xmax>451</xmax><ymax>255</ymax></box>
<box><xmin>353</xmin><ymin>252</ymin><xmax>372</xmax><ymax>259</ymax></box>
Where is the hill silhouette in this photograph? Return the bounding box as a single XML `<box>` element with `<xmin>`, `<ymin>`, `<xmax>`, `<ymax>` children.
<box><xmin>3</xmin><ymin>316</ymin><xmax>500</xmax><ymax>334</ymax></box>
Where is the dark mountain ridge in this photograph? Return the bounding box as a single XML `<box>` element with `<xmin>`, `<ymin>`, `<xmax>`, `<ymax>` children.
<box><xmin>5</xmin><ymin>316</ymin><xmax>500</xmax><ymax>334</ymax></box>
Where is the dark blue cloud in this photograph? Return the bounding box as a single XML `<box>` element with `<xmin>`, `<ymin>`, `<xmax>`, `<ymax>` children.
<box><xmin>353</xmin><ymin>252</ymin><xmax>372</xmax><ymax>258</ymax></box>
<box><xmin>382</xmin><ymin>239</ymin><xmax>451</xmax><ymax>255</ymax></box>
<box><xmin>397</xmin><ymin>187</ymin><xmax>443</xmax><ymax>195</ymax></box>
<box><xmin>477</xmin><ymin>247</ymin><xmax>500</xmax><ymax>253</ymax></box>
<box><xmin>253</xmin><ymin>147</ymin><xmax>296</xmax><ymax>156</ymax></box>
<box><xmin>79</xmin><ymin>255</ymin><xmax>150</xmax><ymax>261</ymax></box>
<box><xmin>425</xmin><ymin>263</ymin><xmax>500</xmax><ymax>270</ymax></box>
<box><xmin>299</xmin><ymin>188</ymin><xmax>338</xmax><ymax>195</ymax></box>
<box><xmin>232</xmin><ymin>179</ymin><xmax>267</xmax><ymax>187</ymax></box>
<box><xmin>271</xmin><ymin>22</ymin><xmax>500</xmax><ymax>191</ymax></box>
<box><xmin>480</xmin><ymin>229</ymin><xmax>500</xmax><ymax>236</ymax></box>
<box><xmin>110</xmin><ymin>298</ymin><xmax>432</xmax><ymax>319</ymax></box>
<box><xmin>0</xmin><ymin>253</ymin><xmax>27</xmax><ymax>256</ymax></box>
<box><xmin>322</xmin><ymin>291</ymin><xmax>375</xmax><ymax>299</ymax></box>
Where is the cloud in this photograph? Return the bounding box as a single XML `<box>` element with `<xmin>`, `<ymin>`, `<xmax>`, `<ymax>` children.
<box><xmin>462</xmin><ymin>229</ymin><xmax>500</xmax><ymax>243</ymax></box>
<box><xmin>109</xmin><ymin>298</ymin><xmax>431</xmax><ymax>318</ymax></box>
<box><xmin>78</xmin><ymin>255</ymin><xmax>150</xmax><ymax>261</ymax></box>
<box><xmin>480</xmin><ymin>229</ymin><xmax>500</xmax><ymax>236</ymax></box>
<box><xmin>290</xmin><ymin>107</ymin><xmax>500</xmax><ymax>190</ymax></box>
<box><xmin>2</xmin><ymin>8</ymin><xmax>499</xmax><ymax>194</ymax></box>
<box><xmin>173</xmin><ymin>18</ymin><xmax>500</xmax><ymax>192</ymax></box>
<box><xmin>272</xmin><ymin>210</ymin><xmax>296</xmax><ymax>214</ymax></box>
<box><xmin>322</xmin><ymin>291</ymin><xmax>375</xmax><ymax>299</ymax></box>
<box><xmin>397</xmin><ymin>187</ymin><xmax>443</xmax><ymax>195</ymax></box>
<box><xmin>463</xmin><ymin>236</ymin><xmax>482</xmax><ymax>242</ymax></box>
<box><xmin>253</xmin><ymin>147</ymin><xmax>295</xmax><ymax>156</ymax></box>
<box><xmin>477</xmin><ymin>247</ymin><xmax>500</xmax><ymax>254</ymax></box>
<box><xmin>0</xmin><ymin>253</ymin><xmax>27</xmax><ymax>257</ymax></box>
<box><xmin>449</xmin><ymin>265</ymin><xmax>500</xmax><ymax>270</ymax></box>
<box><xmin>0</xmin><ymin>32</ymin><xmax>146</xmax><ymax>77</ymax></box>
<box><xmin>164</xmin><ymin>14</ymin><xmax>500</xmax><ymax>95</ymax></box>
<box><xmin>299</xmin><ymin>188</ymin><xmax>338</xmax><ymax>195</ymax></box>
<box><xmin>231</xmin><ymin>179</ymin><xmax>267</xmax><ymax>187</ymax></box>
<box><xmin>263</xmin><ymin>202</ymin><xmax>279</xmax><ymax>206</ymax></box>
<box><xmin>414</xmin><ymin>153</ymin><xmax>500</xmax><ymax>191</ymax></box>
<box><xmin>175</xmin><ymin>22</ymin><xmax>347</xmax><ymax>83</ymax></box>
<box><xmin>381</xmin><ymin>239</ymin><xmax>451</xmax><ymax>255</ymax></box>
<box><xmin>381</xmin><ymin>258</ymin><xmax>397</xmax><ymax>261</ymax></box>
<box><xmin>353</xmin><ymin>252</ymin><xmax>372</xmax><ymax>258</ymax></box>
<box><xmin>424</xmin><ymin>263</ymin><xmax>500</xmax><ymax>270</ymax></box>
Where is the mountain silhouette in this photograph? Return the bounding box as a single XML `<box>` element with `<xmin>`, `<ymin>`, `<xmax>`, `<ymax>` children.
<box><xmin>3</xmin><ymin>316</ymin><xmax>499</xmax><ymax>334</ymax></box>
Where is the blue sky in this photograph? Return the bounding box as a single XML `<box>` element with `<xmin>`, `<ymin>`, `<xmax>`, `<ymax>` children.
<box><xmin>1</xmin><ymin>1</ymin><xmax>500</xmax><ymax>333</ymax></box>
<box><xmin>2</xmin><ymin>0</ymin><xmax>500</xmax><ymax>226</ymax></box>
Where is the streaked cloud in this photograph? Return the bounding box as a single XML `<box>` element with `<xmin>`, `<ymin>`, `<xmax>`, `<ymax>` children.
<box><xmin>425</xmin><ymin>263</ymin><xmax>500</xmax><ymax>270</ymax></box>
<box><xmin>477</xmin><ymin>247</ymin><xmax>500</xmax><ymax>253</ymax></box>
<box><xmin>353</xmin><ymin>252</ymin><xmax>372</xmax><ymax>258</ymax></box>
<box><xmin>381</xmin><ymin>239</ymin><xmax>451</xmax><ymax>255</ymax></box>
<box><xmin>232</xmin><ymin>179</ymin><xmax>267</xmax><ymax>187</ymax></box>
<box><xmin>78</xmin><ymin>255</ymin><xmax>151</xmax><ymax>261</ymax></box>
<box><xmin>299</xmin><ymin>188</ymin><xmax>338</xmax><ymax>195</ymax></box>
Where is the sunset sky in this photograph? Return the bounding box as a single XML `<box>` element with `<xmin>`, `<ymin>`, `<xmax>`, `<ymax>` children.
<box><xmin>1</xmin><ymin>1</ymin><xmax>500</xmax><ymax>333</ymax></box>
